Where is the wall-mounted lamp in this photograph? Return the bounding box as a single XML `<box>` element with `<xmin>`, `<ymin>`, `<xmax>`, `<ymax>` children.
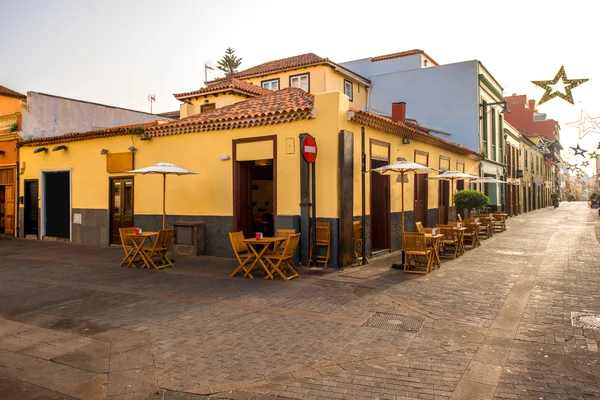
<box><xmin>19</xmin><ymin>161</ymin><xmax>26</xmax><ymax>175</ymax></box>
<box><xmin>52</xmin><ymin>145</ymin><xmax>67</xmax><ymax>152</ymax></box>
<box><xmin>219</xmin><ymin>155</ymin><xmax>230</xmax><ymax>161</ymax></box>
<box><xmin>479</xmin><ymin>100</ymin><xmax>510</xmax><ymax>119</ymax></box>
<box><xmin>204</xmin><ymin>99</ymin><xmax>210</xmax><ymax>104</ymax></box>
<box><xmin>128</xmin><ymin>146</ymin><xmax>137</xmax><ymax>152</ymax></box>
<box><xmin>33</xmin><ymin>147</ymin><xmax>48</xmax><ymax>154</ymax></box>
<box><xmin>100</xmin><ymin>149</ymin><xmax>109</xmax><ymax>155</ymax></box>
<box><xmin>402</xmin><ymin>138</ymin><xmax>411</xmax><ymax>144</ymax></box>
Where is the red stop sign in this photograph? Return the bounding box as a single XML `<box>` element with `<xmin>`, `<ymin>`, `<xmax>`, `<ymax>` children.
<box><xmin>301</xmin><ymin>135</ymin><xmax>317</xmax><ymax>163</ymax></box>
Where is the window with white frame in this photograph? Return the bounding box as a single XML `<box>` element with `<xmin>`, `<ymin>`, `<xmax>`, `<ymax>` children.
<box><xmin>290</xmin><ymin>74</ymin><xmax>309</xmax><ymax>92</ymax></box>
<box><xmin>344</xmin><ymin>80</ymin><xmax>353</xmax><ymax>101</ymax></box>
<box><xmin>261</xmin><ymin>79</ymin><xmax>279</xmax><ymax>91</ymax></box>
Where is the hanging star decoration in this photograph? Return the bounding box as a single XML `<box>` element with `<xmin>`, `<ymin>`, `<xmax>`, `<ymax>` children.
<box><xmin>567</xmin><ymin>110</ymin><xmax>600</xmax><ymax>139</ymax></box>
<box><xmin>588</xmin><ymin>151</ymin><xmax>599</xmax><ymax>159</ymax></box>
<box><xmin>531</xmin><ymin>66</ymin><xmax>589</xmax><ymax>105</ymax></box>
<box><xmin>568</xmin><ymin>163</ymin><xmax>578</xmax><ymax>171</ymax></box>
<box><xmin>570</xmin><ymin>144</ymin><xmax>588</xmax><ymax>157</ymax></box>
<box><xmin>582</xmin><ymin>160</ymin><xmax>590</xmax><ymax>167</ymax></box>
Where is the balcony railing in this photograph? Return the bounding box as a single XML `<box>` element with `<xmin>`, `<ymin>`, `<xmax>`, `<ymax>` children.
<box><xmin>0</xmin><ymin>113</ymin><xmax>20</xmax><ymax>132</ymax></box>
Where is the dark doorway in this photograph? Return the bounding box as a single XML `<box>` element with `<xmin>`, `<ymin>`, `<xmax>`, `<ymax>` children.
<box><xmin>438</xmin><ymin>180</ymin><xmax>450</xmax><ymax>224</ymax></box>
<box><xmin>414</xmin><ymin>174</ymin><xmax>428</xmax><ymax>227</ymax></box>
<box><xmin>234</xmin><ymin>160</ymin><xmax>274</xmax><ymax>238</ymax></box>
<box><xmin>44</xmin><ymin>171</ymin><xmax>70</xmax><ymax>239</ymax></box>
<box><xmin>370</xmin><ymin>159</ymin><xmax>390</xmax><ymax>251</ymax></box>
<box><xmin>110</xmin><ymin>177</ymin><xmax>134</xmax><ymax>245</ymax></box>
<box><xmin>24</xmin><ymin>180</ymin><xmax>39</xmax><ymax>236</ymax></box>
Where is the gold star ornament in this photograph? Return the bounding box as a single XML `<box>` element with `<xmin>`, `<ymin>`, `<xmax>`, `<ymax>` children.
<box><xmin>531</xmin><ymin>66</ymin><xmax>589</xmax><ymax>105</ymax></box>
<box><xmin>567</xmin><ymin>110</ymin><xmax>600</xmax><ymax>139</ymax></box>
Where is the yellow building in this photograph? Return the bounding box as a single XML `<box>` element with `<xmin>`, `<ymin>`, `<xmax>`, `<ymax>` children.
<box><xmin>19</xmin><ymin>84</ymin><xmax>481</xmax><ymax>266</ymax></box>
<box><xmin>0</xmin><ymin>85</ymin><xmax>26</xmax><ymax>236</ymax></box>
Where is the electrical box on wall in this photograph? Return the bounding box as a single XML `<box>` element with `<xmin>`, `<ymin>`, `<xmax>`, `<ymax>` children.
<box><xmin>285</xmin><ymin>138</ymin><xmax>295</xmax><ymax>155</ymax></box>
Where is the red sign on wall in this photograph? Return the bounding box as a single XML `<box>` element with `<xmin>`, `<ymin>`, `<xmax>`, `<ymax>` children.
<box><xmin>301</xmin><ymin>135</ymin><xmax>317</xmax><ymax>163</ymax></box>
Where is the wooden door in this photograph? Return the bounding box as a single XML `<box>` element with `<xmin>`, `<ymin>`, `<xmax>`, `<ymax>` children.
<box><xmin>4</xmin><ymin>185</ymin><xmax>15</xmax><ymax>235</ymax></box>
<box><xmin>438</xmin><ymin>180</ymin><xmax>449</xmax><ymax>224</ymax></box>
<box><xmin>110</xmin><ymin>178</ymin><xmax>134</xmax><ymax>245</ymax></box>
<box><xmin>414</xmin><ymin>174</ymin><xmax>428</xmax><ymax>227</ymax></box>
<box><xmin>234</xmin><ymin>161</ymin><xmax>254</xmax><ymax>237</ymax></box>
<box><xmin>24</xmin><ymin>180</ymin><xmax>39</xmax><ymax>236</ymax></box>
<box><xmin>370</xmin><ymin>159</ymin><xmax>390</xmax><ymax>250</ymax></box>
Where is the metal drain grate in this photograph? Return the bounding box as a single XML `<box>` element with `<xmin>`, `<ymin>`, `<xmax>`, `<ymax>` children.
<box><xmin>571</xmin><ymin>312</ymin><xmax>600</xmax><ymax>329</ymax></box>
<box><xmin>363</xmin><ymin>312</ymin><xmax>426</xmax><ymax>332</ymax></box>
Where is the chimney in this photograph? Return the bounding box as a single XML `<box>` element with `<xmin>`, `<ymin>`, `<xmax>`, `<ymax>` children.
<box><xmin>392</xmin><ymin>102</ymin><xmax>406</xmax><ymax>123</ymax></box>
<box><xmin>528</xmin><ymin>99</ymin><xmax>536</xmax><ymax>111</ymax></box>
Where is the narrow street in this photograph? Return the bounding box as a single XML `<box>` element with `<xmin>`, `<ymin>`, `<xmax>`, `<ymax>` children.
<box><xmin>0</xmin><ymin>202</ymin><xmax>599</xmax><ymax>400</ymax></box>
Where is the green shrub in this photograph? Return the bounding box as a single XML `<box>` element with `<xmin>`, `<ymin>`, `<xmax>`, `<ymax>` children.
<box><xmin>591</xmin><ymin>193</ymin><xmax>598</xmax><ymax>200</ymax></box>
<box><xmin>454</xmin><ymin>190</ymin><xmax>489</xmax><ymax>214</ymax></box>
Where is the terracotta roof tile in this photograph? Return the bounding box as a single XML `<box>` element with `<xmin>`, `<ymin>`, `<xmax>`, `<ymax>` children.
<box><xmin>152</xmin><ymin>87</ymin><xmax>315</xmax><ymax>136</ymax></box>
<box><xmin>21</xmin><ymin>121</ymin><xmax>162</xmax><ymax>147</ymax></box>
<box><xmin>209</xmin><ymin>53</ymin><xmax>371</xmax><ymax>85</ymax></box>
<box><xmin>0</xmin><ymin>85</ymin><xmax>26</xmax><ymax>100</ymax></box>
<box><xmin>371</xmin><ymin>49</ymin><xmax>439</xmax><ymax>66</ymax></box>
<box><xmin>157</xmin><ymin>110</ymin><xmax>181</xmax><ymax>119</ymax></box>
<box><xmin>348</xmin><ymin>109</ymin><xmax>481</xmax><ymax>159</ymax></box>
<box><xmin>173</xmin><ymin>77</ymin><xmax>273</xmax><ymax>100</ymax></box>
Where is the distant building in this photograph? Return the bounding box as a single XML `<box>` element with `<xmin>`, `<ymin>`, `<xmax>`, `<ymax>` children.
<box><xmin>341</xmin><ymin>50</ymin><xmax>507</xmax><ymax>211</ymax></box>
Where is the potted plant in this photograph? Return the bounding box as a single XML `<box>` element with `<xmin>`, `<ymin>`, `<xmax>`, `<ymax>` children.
<box><xmin>454</xmin><ymin>190</ymin><xmax>490</xmax><ymax>216</ymax></box>
<box><xmin>551</xmin><ymin>193</ymin><xmax>560</xmax><ymax>208</ymax></box>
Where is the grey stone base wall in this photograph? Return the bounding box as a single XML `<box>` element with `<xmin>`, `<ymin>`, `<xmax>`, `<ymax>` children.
<box><xmin>135</xmin><ymin>215</ymin><xmax>233</xmax><ymax>258</ymax></box>
<box><xmin>391</xmin><ymin>211</ymin><xmax>414</xmax><ymax>251</ymax></box>
<box><xmin>427</xmin><ymin>208</ymin><xmax>439</xmax><ymax>228</ymax></box>
<box><xmin>72</xmin><ymin>209</ymin><xmax>110</xmax><ymax>247</ymax></box>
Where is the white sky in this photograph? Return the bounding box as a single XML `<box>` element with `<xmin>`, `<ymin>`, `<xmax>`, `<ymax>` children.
<box><xmin>2</xmin><ymin>0</ymin><xmax>599</xmax><ymax>173</ymax></box>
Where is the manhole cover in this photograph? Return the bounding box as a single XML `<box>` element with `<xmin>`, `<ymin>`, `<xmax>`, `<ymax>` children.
<box><xmin>571</xmin><ymin>312</ymin><xmax>600</xmax><ymax>329</ymax></box>
<box><xmin>363</xmin><ymin>312</ymin><xmax>426</xmax><ymax>332</ymax></box>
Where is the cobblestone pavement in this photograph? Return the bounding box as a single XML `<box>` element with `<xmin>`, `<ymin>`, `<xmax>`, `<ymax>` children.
<box><xmin>0</xmin><ymin>202</ymin><xmax>599</xmax><ymax>399</ymax></box>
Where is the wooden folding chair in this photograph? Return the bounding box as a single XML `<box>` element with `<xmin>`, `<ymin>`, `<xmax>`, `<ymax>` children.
<box><xmin>436</xmin><ymin>225</ymin><xmax>459</xmax><ymax>259</ymax></box>
<box><xmin>141</xmin><ymin>229</ymin><xmax>174</xmax><ymax>270</ymax></box>
<box><xmin>415</xmin><ymin>221</ymin><xmax>433</xmax><ymax>234</ymax></box>
<box><xmin>353</xmin><ymin>221</ymin><xmax>369</xmax><ymax>265</ymax></box>
<box><xmin>265</xmin><ymin>233</ymin><xmax>301</xmax><ymax>281</ymax></box>
<box><xmin>402</xmin><ymin>232</ymin><xmax>433</xmax><ymax>274</ymax></box>
<box><xmin>229</xmin><ymin>231</ymin><xmax>255</xmax><ymax>277</ymax></box>
<box><xmin>119</xmin><ymin>227</ymin><xmax>137</xmax><ymax>267</ymax></box>
<box><xmin>463</xmin><ymin>222</ymin><xmax>480</xmax><ymax>249</ymax></box>
<box><xmin>275</xmin><ymin>229</ymin><xmax>295</xmax><ymax>253</ymax></box>
<box><xmin>309</xmin><ymin>222</ymin><xmax>331</xmax><ymax>269</ymax></box>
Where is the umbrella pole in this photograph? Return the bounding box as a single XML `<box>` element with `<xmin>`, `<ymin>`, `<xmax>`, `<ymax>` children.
<box><xmin>162</xmin><ymin>174</ymin><xmax>166</xmax><ymax>230</ymax></box>
<box><xmin>451</xmin><ymin>178</ymin><xmax>454</xmax><ymax>222</ymax></box>
<box><xmin>401</xmin><ymin>172</ymin><xmax>405</xmax><ymax>234</ymax></box>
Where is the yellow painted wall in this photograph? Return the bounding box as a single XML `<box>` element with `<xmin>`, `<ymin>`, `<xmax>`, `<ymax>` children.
<box><xmin>323</xmin><ymin>67</ymin><xmax>367</xmax><ymax>110</ymax></box>
<box><xmin>0</xmin><ymin>96</ymin><xmax>22</xmax><ymax>116</ymax></box>
<box><xmin>20</xmin><ymin>91</ymin><xmax>479</xmax><ymax>224</ymax></box>
<box><xmin>241</xmin><ymin>65</ymin><xmax>368</xmax><ymax>110</ymax></box>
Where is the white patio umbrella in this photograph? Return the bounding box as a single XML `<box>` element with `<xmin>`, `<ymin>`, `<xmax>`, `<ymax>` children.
<box><xmin>469</xmin><ymin>177</ymin><xmax>506</xmax><ymax>184</ymax></box>
<box><xmin>128</xmin><ymin>162</ymin><xmax>199</xmax><ymax>229</ymax></box>
<box><xmin>427</xmin><ymin>170</ymin><xmax>479</xmax><ymax>221</ymax></box>
<box><xmin>369</xmin><ymin>161</ymin><xmax>438</xmax><ymax>234</ymax></box>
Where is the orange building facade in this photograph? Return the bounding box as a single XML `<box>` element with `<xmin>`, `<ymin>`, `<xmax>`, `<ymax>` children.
<box><xmin>0</xmin><ymin>85</ymin><xmax>25</xmax><ymax>236</ymax></box>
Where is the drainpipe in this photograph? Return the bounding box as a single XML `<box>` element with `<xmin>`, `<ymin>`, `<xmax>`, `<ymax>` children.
<box><xmin>366</xmin><ymin>85</ymin><xmax>372</xmax><ymax>112</ymax></box>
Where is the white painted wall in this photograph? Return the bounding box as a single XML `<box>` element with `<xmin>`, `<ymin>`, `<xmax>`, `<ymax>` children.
<box><xmin>340</xmin><ymin>54</ymin><xmax>424</xmax><ymax>78</ymax></box>
<box><xmin>365</xmin><ymin>60</ymin><xmax>480</xmax><ymax>151</ymax></box>
<box><xmin>21</xmin><ymin>92</ymin><xmax>165</xmax><ymax>140</ymax></box>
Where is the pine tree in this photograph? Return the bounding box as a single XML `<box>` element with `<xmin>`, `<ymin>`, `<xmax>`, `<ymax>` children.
<box><xmin>216</xmin><ymin>47</ymin><xmax>242</xmax><ymax>76</ymax></box>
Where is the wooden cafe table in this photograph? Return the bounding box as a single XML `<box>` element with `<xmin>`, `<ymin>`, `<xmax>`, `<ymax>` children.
<box><xmin>126</xmin><ymin>231</ymin><xmax>159</xmax><ymax>269</ymax></box>
<box><xmin>424</xmin><ymin>233</ymin><xmax>444</xmax><ymax>270</ymax></box>
<box><xmin>453</xmin><ymin>227</ymin><xmax>467</xmax><ymax>256</ymax></box>
<box><xmin>242</xmin><ymin>237</ymin><xmax>286</xmax><ymax>280</ymax></box>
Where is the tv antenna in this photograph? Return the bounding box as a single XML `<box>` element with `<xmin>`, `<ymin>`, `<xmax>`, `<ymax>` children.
<box><xmin>148</xmin><ymin>94</ymin><xmax>156</xmax><ymax>113</ymax></box>
<box><xmin>204</xmin><ymin>62</ymin><xmax>215</xmax><ymax>83</ymax></box>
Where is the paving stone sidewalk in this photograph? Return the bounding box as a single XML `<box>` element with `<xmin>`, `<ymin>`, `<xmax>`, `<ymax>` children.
<box><xmin>0</xmin><ymin>202</ymin><xmax>599</xmax><ymax>399</ymax></box>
